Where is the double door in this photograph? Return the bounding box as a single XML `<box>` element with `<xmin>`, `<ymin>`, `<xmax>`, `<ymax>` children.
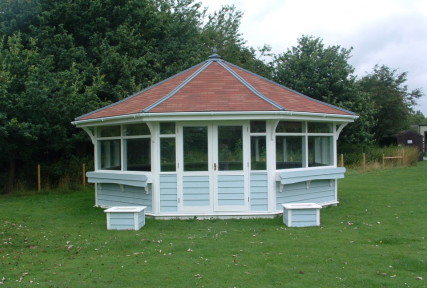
<box><xmin>177</xmin><ymin>122</ymin><xmax>249</xmax><ymax>212</ymax></box>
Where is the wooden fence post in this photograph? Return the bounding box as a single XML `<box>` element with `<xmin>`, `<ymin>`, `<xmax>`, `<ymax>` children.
<box><xmin>363</xmin><ymin>153</ymin><xmax>366</xmax><ymax>171</ymax></box>
<box><xmin>340</xmin><ymin>154</ymin><xmax>344</xmax><ymax>167</ymax></box>
<box><xmin>402</xmin><ymin>149</ymin><xmax>405</xmax><ymax>165</ymax></box>
<box><xmin>82</xmin><ymin>163</ymin><xmax>86</xmax><ymax>186</ymax></box>
<box><xmin>382</xmin><ymin>154</ymin><xmax>385</xmax><ymax>168</ymax></box>
<box><xmin>37</xmin><ymin>164</ymin><xmax>41</xmax><ymax>192</ymax></box>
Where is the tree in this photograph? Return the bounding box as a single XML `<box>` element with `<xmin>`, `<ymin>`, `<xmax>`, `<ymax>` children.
<box><xmin>271</xmin><ymin>35</ymin><xmax>376</xmax><ymax>144</ymax></box>
<box><xmin>0</xmin><ymin>0</ymin><xmax>269</xmax><ymax>192</ymax></box>
<box><xmin>358</xmin><ymin>65</ymin><xmax>423</xmax><ymax>143</ymax></box>
<box><xmin>0</xmin><ymin>33</ymin><xmax>103</xmax><ymax>193</ymax></box>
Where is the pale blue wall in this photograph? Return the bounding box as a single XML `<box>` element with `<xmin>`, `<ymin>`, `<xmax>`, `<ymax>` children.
<box><xmin>218</xmin><ymin>175</ymin><xmax>245</xmax><ymax>206</ymax></box>
<box><xmin>276</xmin><ymin>179</ymin><xmax>335</xmax><ymax>210</ymax></box>
<box><xmin>159</xmin><ymin>174</ymin><xmax>178</xmax><ymax>212</ymax></box>
<box><xmin>97</xmin><ymin>183</ymin><xmax>152</xmax><ymax>211</ymax></box>
<box><xmin>250</xmin><ymin>173</ymin><xmax>268</xmax><ymax>211</ymax></box>
<box><xmin>183</xmin><ymin>176</ymin><xmax>210</xmax><ymax>207</ymax></box>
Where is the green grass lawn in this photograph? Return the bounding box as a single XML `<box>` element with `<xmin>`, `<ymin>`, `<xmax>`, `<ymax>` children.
<box><xmin>1</xmin><ymin>163</ymin><xmax>426</xmax><ymax>287</ymax></box>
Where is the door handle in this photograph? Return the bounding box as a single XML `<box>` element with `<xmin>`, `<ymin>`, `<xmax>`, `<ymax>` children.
<box><xmin>214</xmin><ymin>163</ymin><xmax>217</xmax><ymax>171</ymax></box>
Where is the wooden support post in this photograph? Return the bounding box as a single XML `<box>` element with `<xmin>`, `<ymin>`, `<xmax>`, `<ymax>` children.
<box><xmin>340</xmin><ymin>154</ymin><xmax>344</xmax><ymax>167</ymax></box>
<box><xmin>82</xmin><ymin>163</ymin><xmax>86</xmax><ymax>186</ymax></box>
<box><xmin>363</xmin><ymin>153</ymin><xmax>366</xmax><ymax>171</ymax></box>
<box><xmin>37</xmin><ymin>164</ymin><xmax>41</xmax><ymax>192</ymax></box>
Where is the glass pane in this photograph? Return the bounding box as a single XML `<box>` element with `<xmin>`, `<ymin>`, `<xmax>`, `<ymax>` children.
<box><xmin>276</xmin><ymin>136</ymin><xmax>303</xmax><ymax>169</ymax></box>
<box><xmin>276</xmin><ymin>121</ymin><xmax>303</xmax><ymax>133</ymax></box>
<box><xmin>100</xmin><ymin>139</ymin><xmax>121</xmax><ymax>170</ymax></box>
<box><xmin>160</xmin><ymin>122</ymin><xmax>176</xmax><ymax>134</ymax></box>
<box><xmin>218</xmin><ymin>126</ymin><xmax>243</xmax><ymax>171</ymax></box>
<box><xmin>125</xmin><ymin>123</ymin><xmax>150</xmax><ymax>136</ymax></box>
<box><xmin>250</xmin><ymin>121</ymin><xmax>266</xmax><ymax>133</ymax></box>
<box><xmin>126</xmin><ymin>138</ymin><xmax>151</xmax><ymax>171</ymax></box>
<box><xmin>184</xmin><ymin>127</ymin><xmax>208</xmax><ymax>171</ymax></box>
<box><xmin>308</xmin><ymin>136</ymin><xmax>333</xmax><ymax>167</ymax></box>
<box><xmin>98</xmin><ymin>126</ymin><xmax>121</xmax><ymax>137</ymax></box>
<box><xmin>308</xmin><ymin>122</ymin><xmax>332</xmax><ymax>133</ymax></box>
<box><xmin>161</xmin><ymin>138</ymin><xmax>176</xmax><ymax>172</ymax></box>
<box><xmin>251</xmin><ymin>136</ymin><xmax>266</xmax><ymax>170</ymax></box>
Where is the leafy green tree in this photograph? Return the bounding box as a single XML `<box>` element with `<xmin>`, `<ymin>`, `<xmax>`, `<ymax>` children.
<box><xmin>0</xmin><ymin>33</ymin><xmax>103</xmax><ymax>193</ymax></box>
<box><xmin>358</xmin><ymin>65</ymin><xmax>423</xmax><ymax>142</ymax></box>
<box><xmin>0</xmin><ymin>0</ymin><xmax>270</xmax><ymax>191</ymax></box>
<box><xmin>271</xmin><ymin>35</ymin><xmax>376</xmax><ymax>144</ymax></box>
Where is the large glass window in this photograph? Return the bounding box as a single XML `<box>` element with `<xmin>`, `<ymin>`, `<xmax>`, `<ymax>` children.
<box><xmin>97</xmin><ymin>123</ymin><xmax>152</xmax><ymax>172</ymax></box>
<box><xmin>99</xmin><ymin>139</ymin><xmax>121</xmax><ymax>170</ymax></box>
<box><xmin>160</xmin><ymin>122</ymin><xmax>176</xmax><ymax>172</ymax></box>
<box><xmin>123</xmin><ymin>123</ymin><xmax>151</xmax><ymax>171</ymax></box>
<box><xmin>98</xmin><ymin>126</ymin><xmax>121</xmax><ymax>137</ymax></box>
<box><xmin>251</xmin><ymin>136</ymin><xmax>266</xmax><ymax>170</ymax></box>
<box><xmin>308</xmin><ymin>136</ymin><xmax>333</xmax><ymax>167</ymax></box>
<box><xmin>276</xmin><ymin>121</ymin><xmax>334</xmax><ymax>169</ymax></box>
<box><xmin>276</xmin><ymin>136</ymin><xmax>303</xmax><ymax>169</ymax></box>
<box><xmin>125</xmin><ymin>138</ymin><xmax>151</xmax><ymax>171</ymax></box>
<box><xmin>184</xmin><ymin>126</ymin><xmax>208</xmax><ymax>171</ymax></box>
<box><xmin>250</xmin><ymin>121</ymin><xmax>266</xmax><ymax>170</ymax></box>
<box><xmin>218</xmin><ymin>126</ymin><xmax>243</xmax><ymax>171</ymax></box>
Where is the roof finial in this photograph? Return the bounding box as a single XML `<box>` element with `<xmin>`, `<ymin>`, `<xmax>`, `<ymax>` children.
<box><xmin>208</xmin><ymin>47</ymin><xmax>221</xmax><ymax>60</ymax></box>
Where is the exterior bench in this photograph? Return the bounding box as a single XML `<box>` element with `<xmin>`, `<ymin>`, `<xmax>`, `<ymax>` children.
<box><xmin>105</xmin><ymin>206</ymin><xmax>147</xmax><ymax>230</ymax></box>
<box><xmin>282</xmin><ymin>203</ymin><xmax>322</xmax><ymax>227</ymax></box>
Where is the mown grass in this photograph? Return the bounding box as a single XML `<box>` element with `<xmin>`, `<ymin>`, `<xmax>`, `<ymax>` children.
<box><xmin>1</xmin><ymin>163</ymin><xmax>426</xmax><ymax>287</ymax></box>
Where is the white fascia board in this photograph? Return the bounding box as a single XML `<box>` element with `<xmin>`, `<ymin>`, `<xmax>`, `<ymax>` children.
<box><xmin>72</xmin><ymin>111</ymin><xmax>358</xmax><ymax>127</ymax></box>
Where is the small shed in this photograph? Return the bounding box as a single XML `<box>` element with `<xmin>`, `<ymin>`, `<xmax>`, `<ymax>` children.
<box><xmin>396</xmin><ymin>130</ymin><xmax>423</xmax><ymax>161</ymax></box>
<box><xmin>72</xmin><ymin>52</ymin><xmax>357</xmax><ymax>218</ymax></box>
<box><xmin>419</xmin><ymin>124</ymin><xmax>427</xmax><ymax>154</ymax></box>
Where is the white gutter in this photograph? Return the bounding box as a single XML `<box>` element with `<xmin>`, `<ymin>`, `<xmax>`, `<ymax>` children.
<box><xmin>72</xmin><ymin>110</ymin><xmax>358</xmax><ymax>127</ymax></box>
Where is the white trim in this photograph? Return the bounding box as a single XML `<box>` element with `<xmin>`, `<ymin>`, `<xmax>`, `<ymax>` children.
<box><xmin>146</xmin><ymin>211</ymin><xmax>280</xmax><ymax>220</ymax></box>
<box><xmin>72</xmin><ymin>111</ymin><xmax>357</xmax><ymax>127</ymax></box>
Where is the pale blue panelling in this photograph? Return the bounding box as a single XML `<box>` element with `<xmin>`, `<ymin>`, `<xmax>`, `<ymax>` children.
<box><xmin>250</xmin><ymin>173</ymin><xmax>268</xmax><ymax>211</ymax></box>
<box><xmin>183</xmin><ymin>176</ymin><xmax>210</xmax><ymax>207</ymax></box>
<box><xmin>218</xmin><ymin>175</ymin><xmax>244</xmax><ymax>206</ymax></box>
<box><xmin>276</xmin><ymin>180</ymin><xmax>334</xmax><ymax>210</ymax></box>
<box><xmin>160</xmin><ymin>174</ymin><xmax>178</xmax><ymax>212</ymax></box>
<box><xmin>97</xmin><ymin>183</ymin><xmax>152</xmax><ymax>211</ymax></box>
<box><xmin>109</xmin><ymin>213</ymin><xmax>135</xmax><ymax>230</ymax></box>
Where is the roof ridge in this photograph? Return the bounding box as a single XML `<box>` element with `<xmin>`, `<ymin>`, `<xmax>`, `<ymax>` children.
<box><xmin>226</xmin><ymin>62</ymin><xmax>356</xmax><ymax>116</ymax></box>
<box><xmin>218</xmin><ymin>61</ymin><xmax>285</xmax><ymax>111</ymax></box>
<box><xmin>142</xmin><ymin>60</ymin><xmax>213</xmax><ymax>112</ymax></box>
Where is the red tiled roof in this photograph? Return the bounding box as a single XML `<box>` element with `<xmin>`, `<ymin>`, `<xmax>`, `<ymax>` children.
<box><xmin>76</xmin><ymin>55</ymin><xmax>354</xmax><ymax>121</ymax></box>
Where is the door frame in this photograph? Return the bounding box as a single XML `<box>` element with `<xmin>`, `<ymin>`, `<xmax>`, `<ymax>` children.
<box><xmin>176</xmin><ymin>121</ymin><xmax>250</xmax><ymax>213</ymax></box>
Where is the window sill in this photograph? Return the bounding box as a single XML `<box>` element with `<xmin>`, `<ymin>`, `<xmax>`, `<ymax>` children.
<box><xmin>275</xmin><ymin>167</ymin><xmax>346</xmax><ymax>185</ymax></box>
<box><xmin>87</xmin><ymin>171</ymin><xmax>152</xmax><ymax>188</ymax></box>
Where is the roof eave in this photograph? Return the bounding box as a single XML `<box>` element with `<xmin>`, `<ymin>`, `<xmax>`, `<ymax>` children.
<box><xmin>72</xmin><ymin>111</ymin><xmax>358</xmax><ymax>127</ymax></box>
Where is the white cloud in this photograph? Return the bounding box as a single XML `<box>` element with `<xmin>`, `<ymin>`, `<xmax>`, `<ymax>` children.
<box><xmin>201</xmin><ymin>0</ymin><xmax>427</xmax><ymax>115</ymax></box>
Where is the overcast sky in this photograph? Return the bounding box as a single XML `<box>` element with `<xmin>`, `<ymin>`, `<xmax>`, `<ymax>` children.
<box><xmin>200</xmin><ymin>0</ymin><xmax>427</xmax><ymax>116</ymax></box>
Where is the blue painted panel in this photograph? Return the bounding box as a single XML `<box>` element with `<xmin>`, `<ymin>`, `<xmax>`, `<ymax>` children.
<box><xmin>218</xmin><ymin>175</ymin><xmax>244</xmax><ymax>206</ymax></box>
<box><xmin>183</xmin><ymin>176</ymin><xmax>210</xmax><ymax>207</ymax></box>
<box><xmin>97</xmin><ymin>183</ymin><xmax>152</xmax><ymax>211</ymax></box>
<box><xmin>160</xmin><ymin>174</ymin><xmax>177</xmax><ymax>212</ymax></box>
<box><xmin>276</xmin><ymin>180</ymin><xmax>335</xmax><ymax>210</ymax></box>
<box><xmin>250</xmin><ymin>172</ymin><xmax>268</xmax><ymax>212</ymax></box>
